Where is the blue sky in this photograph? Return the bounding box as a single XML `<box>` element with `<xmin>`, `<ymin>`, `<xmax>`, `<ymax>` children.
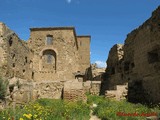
<box><xmin>0</xmin><ymin>0</ymin><xmax>159</xmax><ymax>67</ymax></box>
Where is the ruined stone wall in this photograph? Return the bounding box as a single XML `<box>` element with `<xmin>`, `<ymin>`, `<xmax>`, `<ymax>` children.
<box><xmin>104</xmin><ymin>6</ymin><xmax>160</xmax><ymax>104</ymax></box>
<box><xmin>105</xmin><ymin>44</ymin><xmax>125</xmax><ymax>90</ymax></box>
<box><xmin>6</xmin><ymin>79</ymin><xmax>64</xmax><ymax>106</ymax></box>
<box><xmin>0</xmin><ymin>23</ymin><xmax>91</xmax><ymax>82</ymax></box>
<box><xmin>0</xmin><ymin>22</ymin><xmax>9</xmax><ymax>75</ymax></box>
<box><xmin>123</xmin><ymin>30</ymin><xmax>136</xmax><ymax>81</ymax></box>
<box><xmin>77</xmin><ymin>36</ymin><xmax>91</xmax><ymax>74</ymax></box>
<box><xmin>0</xmin><ymin>23</ymin><xmax>33</xmax><ymax>80</ymax></box>
<box><xmin>28</xmin><ymin>28</ymin><xmax>80</xmax><ymax>81</ymax></box>
<box><xmin>63</xmin><ymin>80</ymin><xmax>101</xmax><ymax>101</ymax></box>
<box><xmin>126</xmin><ymin>6</ymin><xmax>160</xmax><ymax>104</ymax></box>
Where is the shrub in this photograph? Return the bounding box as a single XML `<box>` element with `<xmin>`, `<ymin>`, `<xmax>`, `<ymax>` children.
<box><xmin>0</xmin><ymin>77</ymin><xmax>8</xmax><ymax>100</ymax></box>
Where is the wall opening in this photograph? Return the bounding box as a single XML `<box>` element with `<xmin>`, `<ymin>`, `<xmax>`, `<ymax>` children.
<box><xmin>9</xmin><ymin>84</ymin><xmax>14</xmax><ymax>93</ymax></box>
<box><xmin>9</xmin><ymin>37</ymin><xmax>13</xmax><ymax>46</ymax></box>
<box><xmin>111</xmin><ymin>67</ymin><xmax>115</xmax><ymax>75</ymax></box>
<box><xmin>23</xmin><ymin>69</ymin><xmax>25</xmax><ymax>75</ymax></box>
<box><xmin>148</xmin><ymin>50</ymin><xmax>159</xmax><ymax>64</ymax></box>
<box><xmin>25</xmin><ymin>57</ymin><xmax>28</xmax><ymax>63</ymax></box>
<box><xmin>124</xmin><ymin>61</ymin><xmax>130</xmax><ymax>71</ymax></box>
<box><xmin>12</xmin><ymin>63</ymin><xmax>15</xmax><ymax>68</ymax></box>
<box><xmin>46</xmin><ymin>35</ymin><xmax>53</xmax><ymax>45</ymax></box>
<box><xmin>32</xmin><ymin>72</ymin><xmax>34</xmax><ymax>79</ymax></box>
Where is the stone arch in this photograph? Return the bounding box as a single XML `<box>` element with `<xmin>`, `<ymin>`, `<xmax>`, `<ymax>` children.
<box><xmin>40</xmin><ymin>48</ymin><xmax>57</xmax><ymax>71</ymax></box>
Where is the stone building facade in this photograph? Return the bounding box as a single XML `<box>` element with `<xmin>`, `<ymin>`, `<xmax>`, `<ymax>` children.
<box><xmin>103</xmin><ymin>6</ymin><xmax>160</xmax><ymax>104</ymax></box>
<box><xmin>0</xmin><ymin>23</ymin><xmax>91</xmax><ymax>81</ymax></box>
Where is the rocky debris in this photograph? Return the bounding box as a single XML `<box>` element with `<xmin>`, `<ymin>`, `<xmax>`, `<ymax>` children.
<box><xmin>105</xmin><ymin>83</ymin><xmax>128</xmax><ymax>100</ymax></box>
<box><xmin>90</xmin><ymin>81</ymin><xmax>101</xmax><ymax>95</ymax></box>
<box><xmin>91</xmin><ymin>63</ymin><xmax>105</xmax><ymax>81</ymax></box>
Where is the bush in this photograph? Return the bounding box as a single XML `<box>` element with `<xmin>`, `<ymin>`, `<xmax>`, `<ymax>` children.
<box><xmin>0</xmin><ymin>77</ymin><xmax>8</xmax><ymax>100</ymax></box>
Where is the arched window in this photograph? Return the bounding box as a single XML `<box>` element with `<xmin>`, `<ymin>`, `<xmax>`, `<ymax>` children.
<box><xmin>42</xmin><ymin>49</ymin><xmax>56</xmax><ymax>70</ymax></box>
<box><xmin>46</xmin><ymin>35</ymin><xmax>53</xmax><ymax>45</ymax></box>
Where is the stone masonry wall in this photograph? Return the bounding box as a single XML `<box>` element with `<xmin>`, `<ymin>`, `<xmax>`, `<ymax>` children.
<box><xmin>0</xmin><ymin>23</ymin><xmax>33</xmax><ymax>79</ymax></box>
<box><xmin>126</xmin><ymin>6</ymin><xmax>160</xmax><ymax>104</ymax></box>
<box><xmin>28</xmin><ymin>28</ymin><xmax>81</xmax><ymax>81</ymax></box>
<box><xmin>103</xmin><ymin>6</ymin><xmax>160</xmax><ymax>104</ymax></box>
<box><xmin>104</xmin><ymin>44</ymin><xmax>126</xmax><ymax>90</ymax></box>
<box><xmin>5</xmin><ymin>78</ymin><xmax>64</xmax><ymax>106</ymax></box>
<box><xmin>77</xmin><ymin>36</ymin><xmax>91</xmax><ymax>74</ymax></box>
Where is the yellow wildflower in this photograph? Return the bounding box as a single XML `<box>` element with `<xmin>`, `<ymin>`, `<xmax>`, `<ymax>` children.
<box><xmin>19</xmin><ymin>118</ymin><xmax>24</xmax><ymax>120</ymax></box>
<box><xmin>23</xmin><ymin>113</ymin><xmax>32</xmax><ymax>119</ymax></box>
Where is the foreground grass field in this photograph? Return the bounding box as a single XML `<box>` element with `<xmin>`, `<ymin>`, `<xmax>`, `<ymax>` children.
<box><xmin>0</xmin><ymin>95</ymin><xmax>160</xmax><ymax>120</ymax></box>
<box><xmin>88</xmin><ymin>95</ymin><xmax>160</xmax><ymax>120</ymax></box>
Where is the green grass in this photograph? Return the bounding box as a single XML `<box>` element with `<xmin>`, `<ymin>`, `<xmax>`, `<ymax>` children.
<box><xmin>87</xmin><ymin>95</ymin><xmax>160</xmax><ymax>120</ymax></box>
<box><xmin>0</xmin><ymin>99</ymin><xmax>90</xmax><ymax>120</ymax></box>
<box><xmin>0</xmin><ymin>95</ymin><xmax>160</xmax><ymax>120</ymax></box>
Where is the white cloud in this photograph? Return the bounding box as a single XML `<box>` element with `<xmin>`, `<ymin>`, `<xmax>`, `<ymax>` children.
<box><xmin>95</xmin><ymin>61</ymin><xmax>107</xmax><ymax>68</ymax></box>
<box><xmin>66</xmin><ymin>0</ymin><xmax>72</xmax><ymax>3</ymax></box>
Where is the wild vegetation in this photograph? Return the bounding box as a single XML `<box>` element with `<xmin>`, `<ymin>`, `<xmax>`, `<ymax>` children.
<box><xmin>0</xmin><ymin>95</ymin><xmax>160</xmax><ymax>120</ymax></box>
<box><xmin>0</xmin><ymin>99</ymin><xmax>90</xmax><ymax>120</ymax></box>
<box><xmin>88</xmin><ymin>95</ymin><xmax>160</xmax><ymax>120</ymax></box>
<box><xmin>0</xmin><ymin>77</ymin><xmax>8</xmax><ymax>100</ymax></box>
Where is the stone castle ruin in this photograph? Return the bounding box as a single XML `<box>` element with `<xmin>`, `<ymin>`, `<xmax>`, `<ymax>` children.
<box><xmin>0</xmin><ymin>23</ymin><xmax>91</xmax><ymax>81</ymax></box>
<box><xmin>0</xmin><ymin>6</ymin><xmax>160</xmax><ymax>109</ymax></box>
<box><xmin>0</xmin><ymin>22</ymin><xmax>102</xmax><ymax>108</ymax></box>
<box><xmin>103</xmin><ymin>6</ymin><xmax>160</xmax><ymax>104</ymax></box>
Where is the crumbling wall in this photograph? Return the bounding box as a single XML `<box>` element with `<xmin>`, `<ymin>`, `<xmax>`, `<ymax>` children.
<box><xmin>63</xmin><ymin>81</ymin><xmax>87</xmax><ymax>102</ymax></box>
<box><xmin>6</xmin><ymin>78</ymin><xmax>64</xmax><ymax>106</ymax></box>
<box><xmin>0</xmin><ymin>23</ymin><xmax>33</xmax><ymax>79</ymax></box>
<box><xmin>0</xmin><ymin>22</ymin><xmax>14</xmax><ymax>76</ymax></box>
<box><xmin>105</xmin><ymin>44</ymin><xmax>126</xmax><ymax>90</ymax></box>
<box><xmin>105</xmin><ymin>84</ymin><xmax>128</xmax><ymax>101</ymax></box>
<box><xmin>91</xmin><ymin>63</ymin><xmax>105</xmax><ymax>81</ymax></box>
<box><xmin>126</xmin><ymin>6</ymin><xmax>160</xmax><ymax>104</ymax></box>
<box><xmin>103</xmin><ymin>6</ymin><xmax>160</xmax><ymax>104</ymax></box>
<box><xmin>63</xmin><ymin>80</ymin><xmax>101</xmax><ymax>101</ymax></box>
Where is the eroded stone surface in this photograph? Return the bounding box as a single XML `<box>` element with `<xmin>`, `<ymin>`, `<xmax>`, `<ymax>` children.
<box><xmin>103</xmin><ymin>6</ymin><xmax>160</xmax><ymax>104</ymax></box>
